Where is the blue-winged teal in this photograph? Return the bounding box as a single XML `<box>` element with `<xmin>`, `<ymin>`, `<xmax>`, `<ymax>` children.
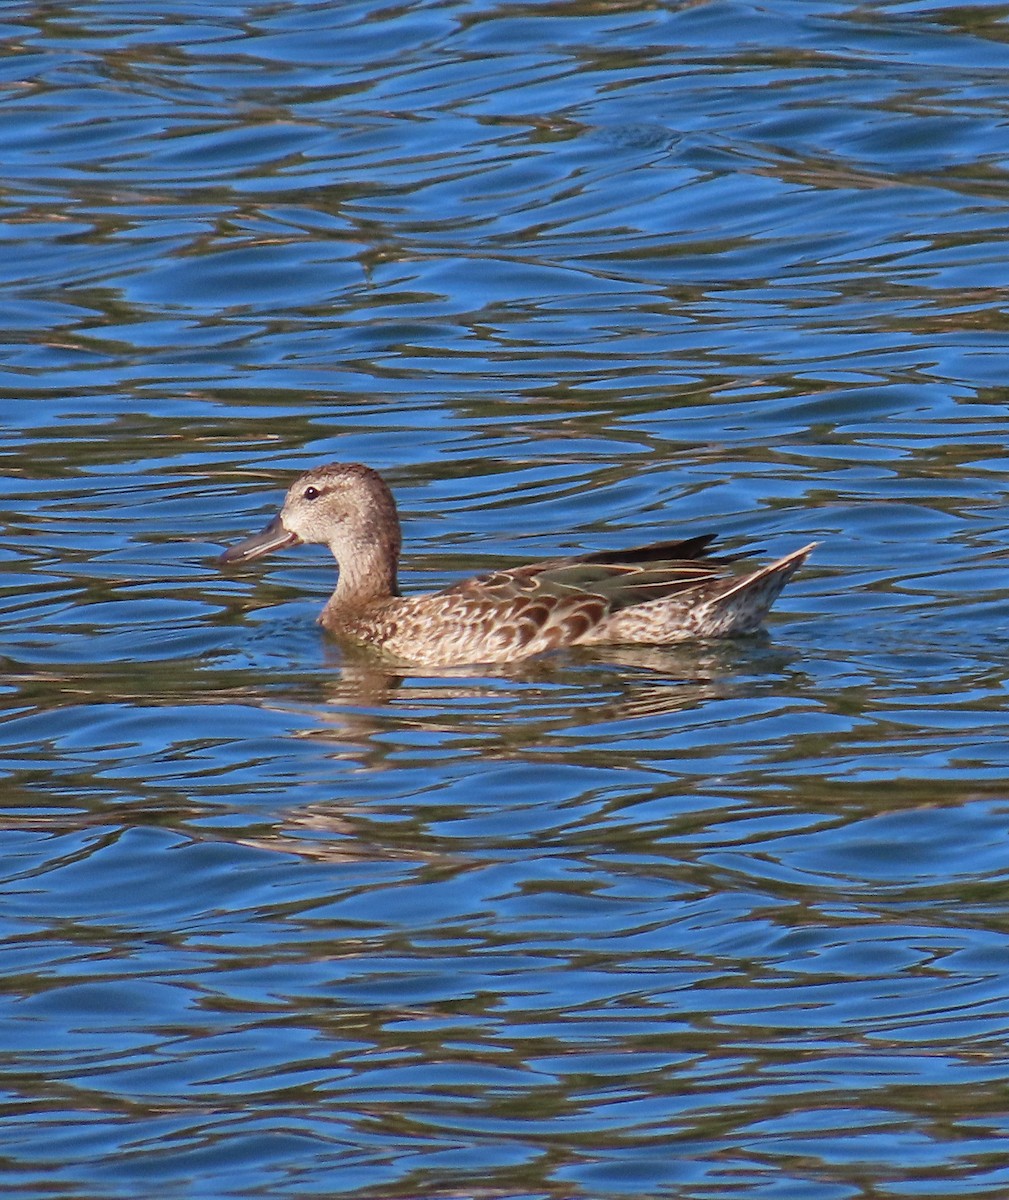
<box><xmin>219</xmin><ymin>462</ymin><xmax>815</xmax><ymax>667</ymax></box>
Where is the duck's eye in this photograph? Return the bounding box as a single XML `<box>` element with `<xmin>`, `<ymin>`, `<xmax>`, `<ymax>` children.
<box><xmin>303</xmin><ymin>486</ymin><xmax>320</xmax><ymax>501</ymax></box>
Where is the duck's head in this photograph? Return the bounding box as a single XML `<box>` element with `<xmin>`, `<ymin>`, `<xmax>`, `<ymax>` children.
<box><xmin>218</xmin><ymin>462</ymin><xmax>401</xmax><ymax>568</ymax></box>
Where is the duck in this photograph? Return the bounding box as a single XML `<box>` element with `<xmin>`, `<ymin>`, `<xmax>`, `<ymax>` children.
<box><xmin>218</xmin><ymin>462</ymin><xmax>815</xmax><ymax>667</ymax></box>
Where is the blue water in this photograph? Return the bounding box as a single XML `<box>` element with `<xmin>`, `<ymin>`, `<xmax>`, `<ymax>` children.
<box><xmin>4</xmin><ymin>2</ymin><xmax>1009</xmax><ymax>1197</ymax></box>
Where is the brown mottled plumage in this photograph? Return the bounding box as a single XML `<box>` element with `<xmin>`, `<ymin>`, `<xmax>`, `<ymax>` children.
<box><xmin>218</xmin><ymin>463</ymin><xmax>815</xmax><ymax>667</ymax></box>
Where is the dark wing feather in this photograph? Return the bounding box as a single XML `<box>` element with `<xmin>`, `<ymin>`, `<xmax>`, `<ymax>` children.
<box><xmin>444</xmin><ymin>534</ymin><xmax>730</xmax><ymax>595</ymax></box>
<box><xmin>577</xmin><ymin>533</ymin><xmax>722</xmax><ymax>565</ymax></box>
<box><xmin>439</xmin><ymin>537</ymin><xmax>739</xmax><ymax>638</ymax></box>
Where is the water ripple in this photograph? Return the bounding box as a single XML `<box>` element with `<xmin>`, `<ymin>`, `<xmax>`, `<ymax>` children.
<box><xmin>4</xmin><ymin>1</ymin><xmax>1009</xmax><ymax>1197</ymax></box>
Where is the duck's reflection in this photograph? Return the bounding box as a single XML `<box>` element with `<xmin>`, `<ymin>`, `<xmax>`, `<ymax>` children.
<box><xmin>265</xmin><ymin>633</ymin><xmax>799</xmax><ymax>760</ymax></box>
<box><xmin>0</xmin><ymin>636</ymin><xmax>805</xmax><ymax>868</ymax></box>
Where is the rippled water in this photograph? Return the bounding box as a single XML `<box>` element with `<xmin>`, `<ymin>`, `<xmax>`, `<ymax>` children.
<box><xmin>5</xmin><ymin>2</ymin><xmax>1009</xmax><ymax>1197</ymax></box>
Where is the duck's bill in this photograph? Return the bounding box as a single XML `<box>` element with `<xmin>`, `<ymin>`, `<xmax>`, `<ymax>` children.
<box><xmin>218</xmin><ymin>514</ymin><xmax>301</xmax><ymax>565</ymax></box>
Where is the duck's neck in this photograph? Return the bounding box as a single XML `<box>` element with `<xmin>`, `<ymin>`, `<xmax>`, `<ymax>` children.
<box><xmin>324</xmin><ymin>519</ymin><xmax>401</xmax><ymax>620</ymax></box>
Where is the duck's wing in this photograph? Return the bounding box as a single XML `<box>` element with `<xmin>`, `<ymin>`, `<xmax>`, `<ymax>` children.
<box><xmin>432</xmin><ymin>537</ymin><xmax>735</xmax><ymax>657</ymax></box>
<box><xmin>577</xmin><ymin>533</ymin><xmax>723</xmax><ymax>566</ymax></box>
<box><xmin>449</xmin><ymin>535</ymin><xmax>732</xmax><ymax>607</ymax></box>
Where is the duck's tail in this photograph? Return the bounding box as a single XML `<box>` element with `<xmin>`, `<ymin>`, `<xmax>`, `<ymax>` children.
<box><xmin>693</xmin><ymin>542</ymin><xmax>818</xmax><ymax>637</ymax></box>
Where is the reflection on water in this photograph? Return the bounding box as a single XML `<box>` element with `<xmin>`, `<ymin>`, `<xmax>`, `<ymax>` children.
<box><xmin>4</xmin><ymin>1</ymin><xmax>1009</xmax><ymax>1197</ymax></box>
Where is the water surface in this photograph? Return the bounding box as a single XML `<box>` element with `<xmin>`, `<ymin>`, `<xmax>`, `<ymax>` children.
<box><xmin>4</xmin><ymin>2</ymin><xmax>1009</xmax><ymax>1197</ymax></box>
